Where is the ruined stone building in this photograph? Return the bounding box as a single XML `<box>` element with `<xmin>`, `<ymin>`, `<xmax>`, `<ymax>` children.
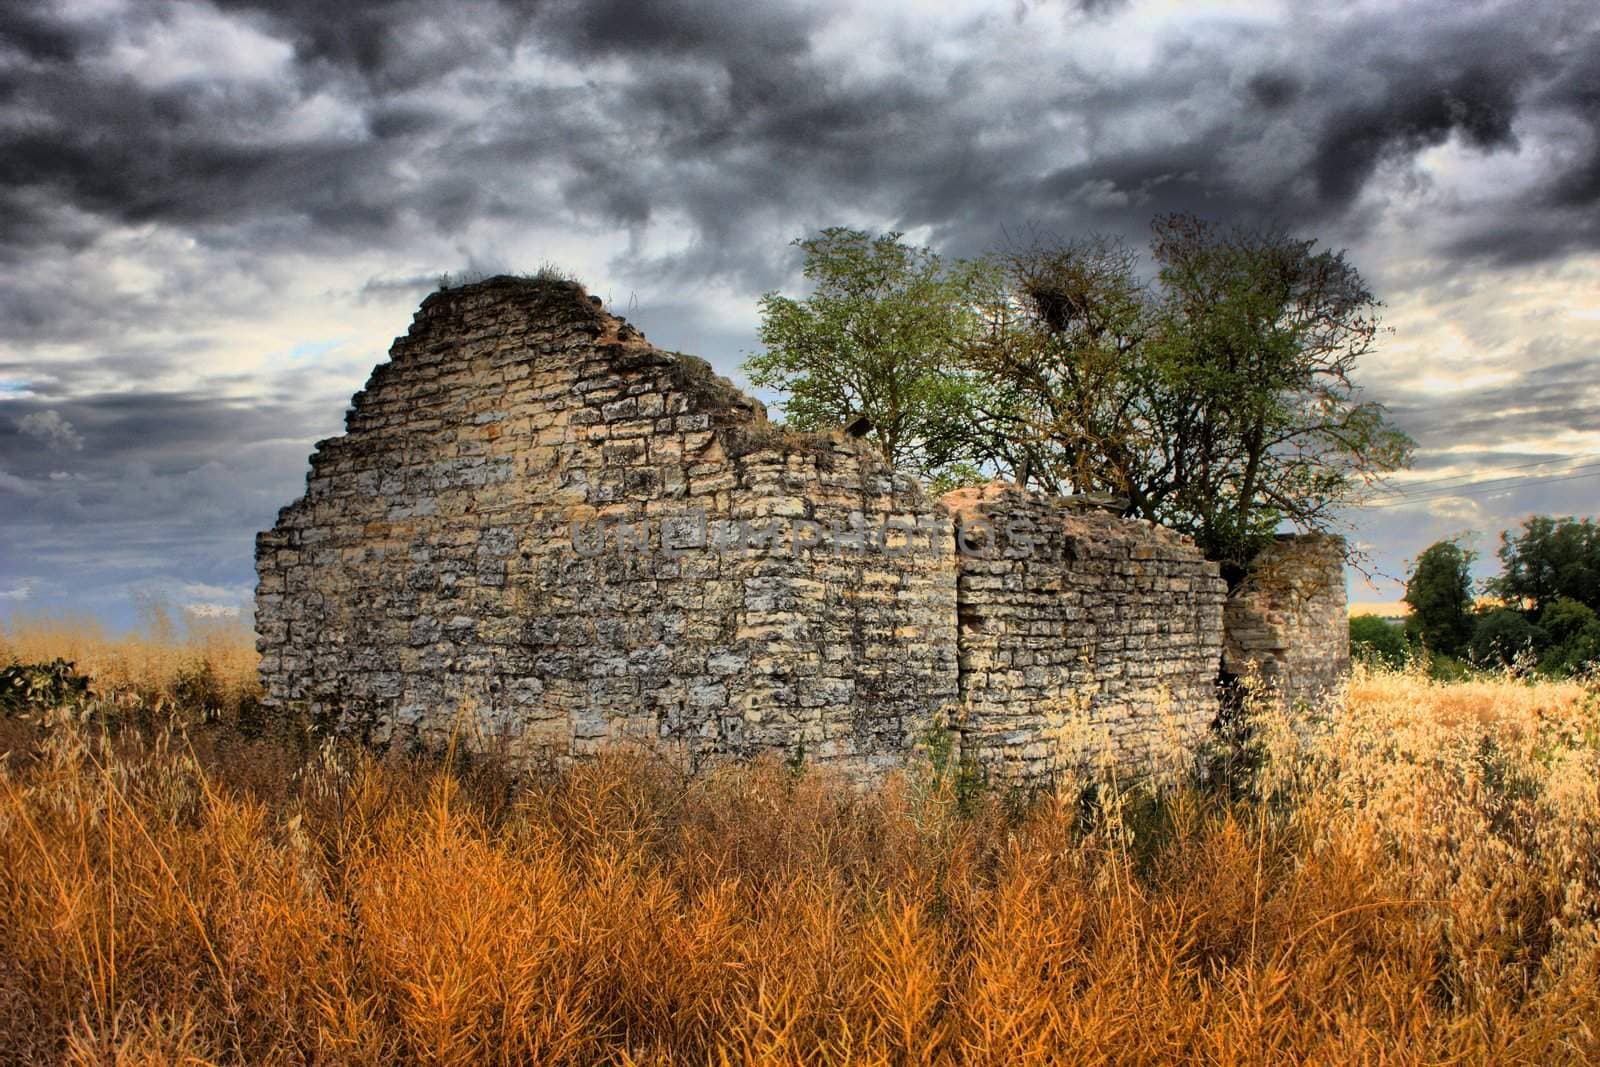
<box><xmin>255</xmin><ymin>276</ymin><xmax>1349</xmax><ymax>783</ymax></box>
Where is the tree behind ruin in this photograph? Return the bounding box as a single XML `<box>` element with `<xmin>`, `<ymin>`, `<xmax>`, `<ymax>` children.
<box><xmin>750</xmin><ymin>215</ymin><xmax>1413</xmax><ymax>581</ymax></box>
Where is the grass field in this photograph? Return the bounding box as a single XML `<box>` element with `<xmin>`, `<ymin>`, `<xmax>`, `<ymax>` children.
<box><xmin>1</xmin><ymin>618</ymin><xmax>1597</xmax><ymax>1065</ymax></box>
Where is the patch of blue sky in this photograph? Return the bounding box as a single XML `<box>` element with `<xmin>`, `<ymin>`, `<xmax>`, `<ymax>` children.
<box><xmin>285</xmin><ymin>340</ymin><xmax>343</xmax><ymax>362</ymax></box>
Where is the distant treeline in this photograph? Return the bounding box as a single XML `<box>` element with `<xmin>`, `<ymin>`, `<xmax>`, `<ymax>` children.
<box><xmin>1352</xmin><ymin>515</ymin><xmax>1600</xmax><ymax>677</ymax></box>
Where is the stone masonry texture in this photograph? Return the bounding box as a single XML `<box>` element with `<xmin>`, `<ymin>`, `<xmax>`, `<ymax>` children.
<box><xmin>256</xmin><ymin>275</ymin><xmax>1343</xmax><ymax>783</ymax></box>
<box><xmin>1222</xmin><ymin>534</ymin><xmax>1351</xmax><ymax>706</ymax></box>
<box><xmin>943</xmin><ymin>484</ymin><xmax>1227</xmax><ymax>781</ymax></box>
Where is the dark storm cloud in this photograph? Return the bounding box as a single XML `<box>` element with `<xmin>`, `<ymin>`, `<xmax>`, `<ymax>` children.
<box><xmin>1310</xmin><ymin>65</ymin><xmax>1523</xmax><ymax>208</ymax></box>
<box><xmin>1382</xmin><ymin>355</ymin><xmax>1600</xmax><ymax>456</ymax></box>
<box><xmin>5</xmin><ymin>0</ymin><xmax>1599</xmax><ymax>278</ymax></box>
<box><xmin>0</xmin><ymin>1</ymin><xmax>105</xmax><ymax>64</ymax></box>
<box><xmin>514</xmin><ymin>0</ymin><xmax>1600</xmax><ymax>275</ymax></box>
<box><xmin>1535</xmin><ymin>23</ymin><xmax>1600</xmax><ymax>198</ymax></box>
<box><xmin>210</xmin><ymin>0</ymin><xmax>542</xmax><ymax>89</ymax></box>
<box><xmin>1244</xmin><ymin>70</ymin><xmax>1299</xmax><ymax>111</ymax></box>
<box><xmin>550</xmin><ymin>0</ymin><xmax>811</xmax><ymax>60</ymax></box>
<box><xmin>4</xmin><ymin>0</ymin><xmax>1600</xmax><ymax>620</ymax></box>
<box><xmin>1</xmin><ymin>389</ymin><xmax>338</xmax><ymax>480</ymax></box>
<box><xmin>1</xmin><ymin>383</ymin><xmax>354</xmax><ymax>625</ymax></box>
<box><xmin>0</xmin><ymin>1</ymin><xmax>545</xmax><ymax>258</ymax></box>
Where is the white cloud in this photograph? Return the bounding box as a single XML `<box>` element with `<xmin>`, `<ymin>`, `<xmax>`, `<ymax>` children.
<box><xmin>0</xmin><ymin>468</ymin><xmax>39</xmax><ymax>496</ymax></box>
<box><xmin>177</xmin><ymin>580</ymin><xmax>253</xmax><ymax>603</ymax></box>
<box><xmin>184</xmin><ymin>602</ymin><xmax>244</xmax><ymax>619</ymax></box>
<box><xmin>98</xmin><ymin>0</ymin><xmax>295</xmax><ymax>89</ymax></box>
<box><xmin>18</xmin><ymin>410</ymin><xmax>85</xmax><ymax>451</ymax></box>
<box><xmin>1067</xmin><ymin>179</ymin><xmax>1135</xmax><ymax>209</ymax></box>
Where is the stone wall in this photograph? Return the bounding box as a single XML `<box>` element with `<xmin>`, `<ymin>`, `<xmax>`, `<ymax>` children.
<box><xmin>256</xmin><ymin>276</ymin><xmax>958</xmax><ymax>780</ymax></box>
<box><xmin>257</xmin><ymin>275</ymin><xmax>1345</xmax><ymax>783</ymax></box>
<box><xmin>1222</xmin><ymin>534</ymin><xmax>1350</xmax><ymax>706</ymax></box>
<box><xmin>944</xmin><ymin>484</ymin><xmax>1227</xmax><ymax>780</ymax></box>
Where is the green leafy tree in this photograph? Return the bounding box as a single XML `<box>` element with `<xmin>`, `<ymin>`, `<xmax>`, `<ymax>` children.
<box><xmin>1403</xmin><ymin>539</ymin><xmax>1478</xmax><ymax>657</ymax></box>
<box><xmin>1349</xmin><ymin>614</ymin><xmax>1408</xmax><ymax>668</ymax></box>
<box><xmin>1541</xmin><ymin>596</ymin><xmax>1598</xmax><ymax>645</ymax></box>
<box><xmin>1469</xmin><ymin>608</ymin><xmax>1546</xmax><ymax>668</ymax></box>
<box><xmin>1146</xmin><ymin>215</ymin><xmax>1413</xmax><ymax>571</ymax></box>
<box><xmin>745</xmin><ymin>228</ymin><xmax>991</xmax><ymax>479</ymax></box>
<box><xmin>750</xmin><ymin>216</ymin><xmax>1411</xmax><ymax>577</ymax></box>
<box><xmin>964</xmin><ymin>234</ymin><xmax>1158</xmax><ymax>499</ymax></box>
<box><xmin>1538</xmin><ymin>597</ymin><xmax>1600</xmax><ymax>674</ymax></box>
<box><xmin>1488</xmin><ymin>515</ymin><xmax>1600</xmax><ymax>615</ymax></box>
<box><xmin>969</xmin><ymin>215</ymin><xmax>1413</xmax><ymax>579</ymax></box>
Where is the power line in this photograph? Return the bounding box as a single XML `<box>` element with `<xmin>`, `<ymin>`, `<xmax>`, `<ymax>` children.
<box><xmin>1367</xmin><ymin>465</ymin><xmax>1600</xmax><ymax>508</ymax></box>
<box><xmin>1376</xmin><ymin>450</ymin><xmax>1600</xmax><ymax>498</ymax></box>
<box><xmin>1369</xmin><ymin>463</ymin><xmax>1600</xmax><ymax>506</ymax></box>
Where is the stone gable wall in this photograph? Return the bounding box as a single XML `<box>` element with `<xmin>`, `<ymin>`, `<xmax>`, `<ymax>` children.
<box><xmin>256</xmin><ymin>277</ymin><xmax>958</xmax><ymax>779</ymax></box>
<box><xmin>257</xmin><ymin>276</ymin><xmax>1345</xmax><ymax>783</ymax></box>
<box><xmin>1222</xmin><ymin>534</ymin><xmax>1351</xmax><ymax>705</ymax></box>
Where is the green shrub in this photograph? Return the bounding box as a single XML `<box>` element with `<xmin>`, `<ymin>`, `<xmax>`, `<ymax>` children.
<box><xmin>0</xmin><ymin>658</ymin><xmax>90</xmax><ymax>714</ymax></box>
<box><xmin>174</xmin><ymin>658</ymin><xmax>226</xmax><ymax>719</ymax></box>
<box><xmin>1541</xmin><ymin>597</ymin><xmax>1596</xmax><ymax>643</ymax></box>
<box><xmin>1469</xmin><ymin>608</ymin><xmax>1546</xmax><ymax>668</ymax></box>
<box><xmin>1539</xmin><ymin>598</ymin><xmax>1600</xmax><ymax>675</ymax></box>
<box><xmin>1350</xmin><ymin>614</ymin><xmax>1408</xmax><ymax>668</ymax></box>
<box><xmin>1428</xmin><ymin>654</ymin><xmax>1475</xmax><ymax>682</ymax></box>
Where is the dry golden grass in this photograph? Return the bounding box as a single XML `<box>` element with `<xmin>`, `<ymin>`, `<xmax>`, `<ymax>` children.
<box><xmin>1</xmin><ymin>621</ymin><xmax>1597</xmax><ymax>1065</ymax></box>
<box><xmin>0</xmin><ymin>609</ymin><xmax>258</xmax><ymax>712</ymax></box>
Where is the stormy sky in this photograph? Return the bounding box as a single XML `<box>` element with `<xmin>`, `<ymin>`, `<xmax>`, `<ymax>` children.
<box><xmin>2</xmin><ymin>0</ymin><xmax>1598</xmax><ymax>627</ymax></box>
